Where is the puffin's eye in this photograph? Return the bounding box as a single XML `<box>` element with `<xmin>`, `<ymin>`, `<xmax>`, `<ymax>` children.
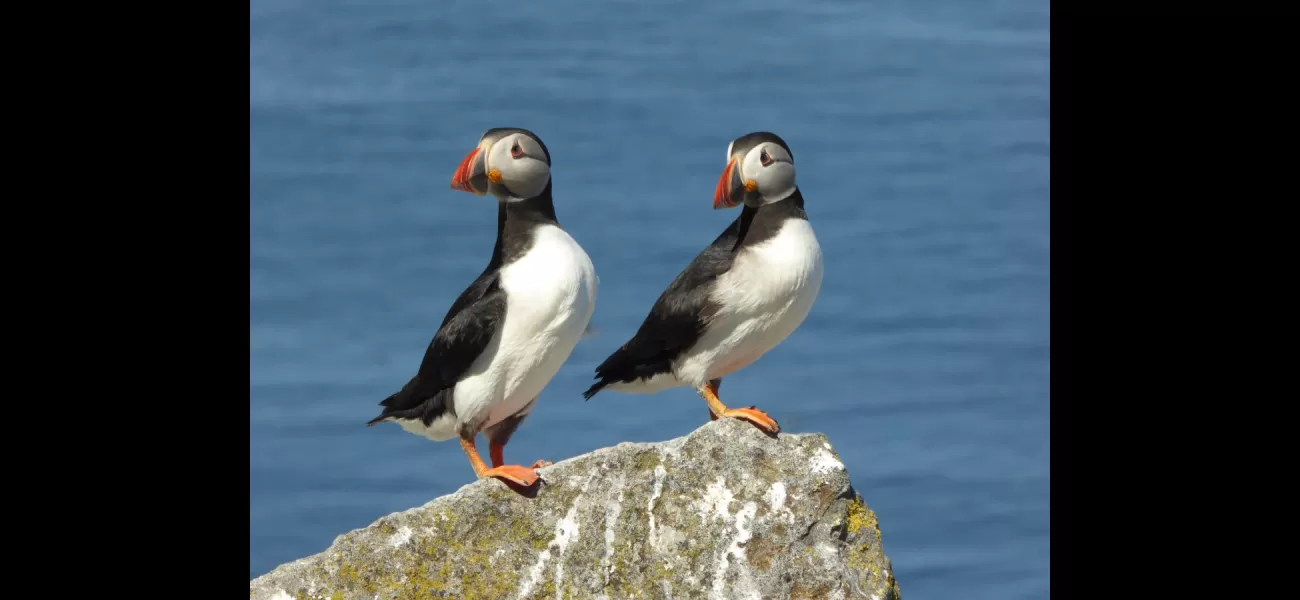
<box><xmin>760</xmin><ymin>149</ymin><xmax>773</xmax><ymax>167</ymax></box>
<box><xmin>510</xmin><ymin>142</ymin><xmax>524</xmax><ymax>159</ymax></box>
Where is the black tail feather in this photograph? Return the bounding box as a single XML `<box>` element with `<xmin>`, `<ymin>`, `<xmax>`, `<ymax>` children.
<box><xmin>366</xmin><ymin>380</ymin><xmax>455</xmax><ymax>428</ymax></box>
<box><xmin>583</xmin><ymin>345</ymin><xmax>672</xmax><ymax>401</ymax></box>
<box><xmin>367</xmin><ymin>404</ymin><xmax>426</xmax><ymax>426</ymax></box>
<box><xmin>582</xmin><ymin>380</ymin><xmax>610</xmax><ymax>401</ymax></box>
<box><xmin>365</xmin><ymin>393</ymin><xmax>399</xmax><ymax>426</ymax></box>
<box><xmin>583</xmin><ymin>348</ymin><xmax>629</xmax><ymax>401</ymax></box>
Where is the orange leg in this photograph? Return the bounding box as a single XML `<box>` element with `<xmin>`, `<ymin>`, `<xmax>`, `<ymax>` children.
<box><xmin>490</xmin><ymin>440</ymin><xmax>552</xmax><ymax>470</ymax></box>
<box><xmin>698</xmin><ymin>380</ymin><xmax>779</xmax><ymax>434</ymax></box>
<box><xmin>460</xmin><ymin>436</ymin><xmax>543</xmax><ymax>487</ymax></box>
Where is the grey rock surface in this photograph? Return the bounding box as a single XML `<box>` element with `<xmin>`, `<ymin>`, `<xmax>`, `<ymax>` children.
<box><xmin>250</xmin><ymin>418</ymin><xmax>902</xmax><ymax>600</ymax></box>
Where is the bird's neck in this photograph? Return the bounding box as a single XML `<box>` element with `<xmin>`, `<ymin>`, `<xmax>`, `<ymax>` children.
<box><xmin>484</xmin><ymin>181</ymin><xmax>560</xmax><ymax>268</ymax></box>
<box><xmin>733</xmin><ymin>188</ymin><xmax>807</xmax><ymax>250</ymax></box>
<box><xmin>501</xmin><ymin>181</ymin><xmax>559</xmax><ymax>231</ymax></box>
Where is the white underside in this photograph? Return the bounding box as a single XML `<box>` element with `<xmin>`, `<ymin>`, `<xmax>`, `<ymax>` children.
<box><xmin>608</xmin><ymin>217</ymin><xmax>823</xmax><ymax>394</ymax></box>
<box><xmin>399</xmin><ymin>224</ymin><xmax>598</xmax><ymax>441</ymax></box>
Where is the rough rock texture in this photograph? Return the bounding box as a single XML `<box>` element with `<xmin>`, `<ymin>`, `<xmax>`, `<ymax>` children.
<box><xmin>250</xmin><ymin>419</ymin><xmax>902</xmax><ymax>600</ymax></box>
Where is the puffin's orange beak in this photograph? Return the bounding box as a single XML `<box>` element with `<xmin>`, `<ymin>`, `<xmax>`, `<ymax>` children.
<box><xmin>714</xmin><ymin>158</ymin><xmax>741</xmax><ymax>209</ymax></box>
<box><xmin>451</xmin><ymin>147</ymin><xmax>486</xmax><ymax>195</ymax></box>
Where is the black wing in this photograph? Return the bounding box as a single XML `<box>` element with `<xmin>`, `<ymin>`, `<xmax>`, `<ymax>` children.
<box><xmin>583</xmin><ymin>210</ymin><xmax>753</xmax><ymax>399</ymax></box>
<box><xmin>366</xmin><ymin>272</ymin><xmax>507</xmax><ymax>425</ymax></box>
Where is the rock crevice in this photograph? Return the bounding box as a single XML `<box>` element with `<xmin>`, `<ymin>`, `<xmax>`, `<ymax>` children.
<box><xmin>250</xmin><ymin>418</ymin><xmax>902</xmax><ymax>600</ymax></box>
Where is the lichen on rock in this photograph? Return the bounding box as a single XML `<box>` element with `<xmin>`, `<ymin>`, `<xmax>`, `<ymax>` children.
<box><xmin>250</xmin><ymin>418</ymin><xmax>902</xmax><ymax>600</ymax></box>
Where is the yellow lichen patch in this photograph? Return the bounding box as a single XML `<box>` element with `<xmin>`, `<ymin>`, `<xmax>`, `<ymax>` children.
<box><xmin>396</xmin><ymin>558</ymin><xmax>450</xmax><ymax>597</ymax></box>
<box><xmin>846</xmin><ymin>534</ymin><xmax>876</xmax><ymax>572</ymax></box>
<box><xmin>337</xmin><ymin>562</ymin><xmax>361</xmax><ymax>585</ymax></box>
<box><xmin>609</xmin><ymin>546</ymin><xmax>651</xmax><ymax>599</ymax></box>
<box><xmin>650</xmin><ymin>560</ymin><xmax>674</xmax><ymax>583</ymax></box>
<box><xmin>888</xmin><ymin>574</ymin><xmax>903</xmax><ymax>600</ymax></box>
<box><xmin>378</xmin><ymin>522</ymin><xmax>396</xmax><ymax>535</ymax></box>
<box><xmin>532</xmin><ymin>579</ymin><xmax>556</xmax><ymax>599</ymax></box>
<box><xmin>635</xmin><ymin>450</ymin><xmax>662</xmax><ymax>472</ymax></box>
<box><xmin>409</xmin><ymin>511</ymin><xmax>524</xmax><ymax>599</ymax></box>
<box><xmin>298</xmin><ymin>499</ymin><xmax>576</xmax><ymax>600</ymax></box>
<box><xmin>666</xmin><ymin>505</ymin><xmax>709</xmax><ymax>574</ymax></box>
<box><xmin>845</xmin><ymin>496</ymin><xmax>879</xmax><ymax>535</ymax></box>
<box><xmin>607</xmin><ymin>528</ymin><xmax>643</xmax><ymax>596</ymax></box>
<box><xmin>842</xmin><ymin>497</ymin><xmax>894</xmax><ymax>598</ymax></box>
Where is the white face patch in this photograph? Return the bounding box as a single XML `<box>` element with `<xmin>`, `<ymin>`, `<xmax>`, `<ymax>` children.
<box><xmin>485</xmin><ymin>133</ymin><xmax>550</xmax><ymax>200</ymax></box>
<box><xmin>740</xmin><ymin>142</ymin><xmax>797</xmax><ymax>205</ymax></box>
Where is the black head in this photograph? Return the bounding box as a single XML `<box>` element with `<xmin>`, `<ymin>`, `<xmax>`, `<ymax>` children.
<box><xmin>713</xmin><ymin>131</ymin><xmax>798</xmax><ymax>210</ymax></box>
<box><xmin>451</xmin><ymin>128</ymin><xmax>552</xmax><ymax>201</ymax></box>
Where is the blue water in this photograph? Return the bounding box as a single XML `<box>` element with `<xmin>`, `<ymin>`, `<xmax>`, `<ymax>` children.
<box><xmin>249</xmin><ymin>1</ymin><xmax>1050</xmax><ymax>598</ymax></box>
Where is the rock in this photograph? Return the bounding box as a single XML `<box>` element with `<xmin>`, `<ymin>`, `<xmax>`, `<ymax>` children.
<box><xmin>250</xmin><ymin>418</ymin><xmax>903</xmax><ymax>600</ymax></box>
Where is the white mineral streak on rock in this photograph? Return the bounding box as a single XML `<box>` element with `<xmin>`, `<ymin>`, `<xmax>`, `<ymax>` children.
<box><xmin>647</xmin><ymin>464</ymin><xmax>667</xmax><ymax>548</ymax></box>
<box><xmin>601</xmin><ymin>474</ymin><xmax>626</xmax><ymax>585</ymax></box>
<box><xmin>695</xmin><ymin>477</ymin><xmax>760</xmax><ymax>600</ymax></box>
<box><xmin>712</xmin><ymin>500</ymin><xmax>760</xmax><ymax>600</ymax></box>
<box><xmin>766</xmin><ymin>481</ymin><xmax>795</xmax><ymax>522</ymax></box>
<box><xmin>551</xmin><ymin>502</ymin><xmax>581</xmax><ymax>600</ymax></box>
<box><xmin>518</xmin><ymin>494</ymin><xmax>582</xmax><ymax>599</ymax></box>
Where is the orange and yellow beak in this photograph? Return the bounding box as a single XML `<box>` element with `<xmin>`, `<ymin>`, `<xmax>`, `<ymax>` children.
<box><xmin>713</xmin><ymin>158</ymin><xmax>756</xmax><ymax>209</ymax></box>
<box><xmin>714</xmin><ymin>158</ymin><xmax>740</xmax><ymax>209</ymax></box>
<box><xmin>450</xmin><ymin>147</ymin><xmax>488</xmax><ymax>196</ymax></box>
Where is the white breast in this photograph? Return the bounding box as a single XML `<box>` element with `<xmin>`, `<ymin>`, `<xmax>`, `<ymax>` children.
<box><xmin>452</xmin><ymin>224</ymin><xmax>598</xmax><ymax>431</ymax></box>
<box><xmin>675</xmin><ymin>217</ymin><xmax>823</xmax><ymax>387</ymax></box>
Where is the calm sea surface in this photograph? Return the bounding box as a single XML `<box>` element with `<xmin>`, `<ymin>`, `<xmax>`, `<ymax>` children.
<box><xmin>250</xmin><ymin>1</ymin><xmax>1050</xmax><ymax>598</ymax></box>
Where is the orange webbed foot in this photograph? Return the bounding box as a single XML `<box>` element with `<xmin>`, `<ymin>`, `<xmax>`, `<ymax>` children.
<box><xmin>719</xmin><ymin>406</ymin><xmax>780</xmax><ymax>434</ymax></box>
<box><xmin>482</xmin><ymin>465</ymin><xmax>543</xmax><ymax>487</ymax></box>
<box><xmin>530</xmin><ymin>459</ymin><xmax>553</xmax><ymax>469</ymax></box>
<box><xmin>698</xmin><ymin>382</ymin><xmax>780</xmax><ymax>435</ymax></box>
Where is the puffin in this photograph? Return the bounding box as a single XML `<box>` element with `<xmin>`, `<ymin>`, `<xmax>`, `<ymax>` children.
<box><xmin>367</xmin><ymin>127</ymin><xmax>599</xmax><ymax>488</ymax></box>
<box><xmin>582</xmin><ymin>131</ymin><xmax>821</xmax><ymax>435</ymax></box>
